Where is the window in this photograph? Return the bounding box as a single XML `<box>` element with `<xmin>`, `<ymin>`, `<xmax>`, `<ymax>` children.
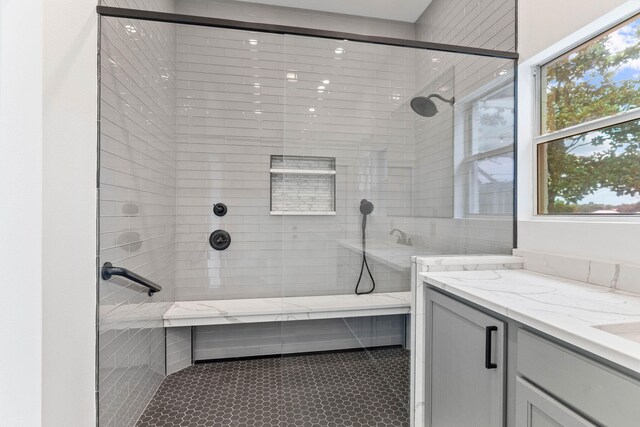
<box><xmin>537</xmin><ymin>13</ymin><xmax>640</xmax><ymax>215</ymax></box>
<box><xmin>463</xmin><ymin>83</ymin><xmax>515</xmax><ymax>216</ymax></box>
<box><xmin>270</xmin><ymin>155</ymin><xmax>336</xmax><ymax>215</ymax></box>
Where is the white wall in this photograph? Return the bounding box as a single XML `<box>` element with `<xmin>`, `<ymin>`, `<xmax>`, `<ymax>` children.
<box><xmin>518</xmin><ymin>0</ymin><xmax>629</xmax><ymax>61</ymax></box>
<box><xmin>42</xmin><ymin>0</ymin><xmax>98</xmax><ymax>425</ymax></box>
<box><xmin>1</xmin><ymin>0</ymin><xmax>97</xmax><ymax>425</ymax></box>
<box><xmin>517</xmin><ymin>0</ymin><xmax>640</xmax><ymax>264</ymax></box>
<box><xmin>0</xmin><ymin>1</ymin><xmax>44</xmax><ymax>425</ymax></box>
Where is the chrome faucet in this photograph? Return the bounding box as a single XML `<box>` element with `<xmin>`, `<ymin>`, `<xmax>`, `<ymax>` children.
<box><xmin>390</xmin><ymin>228</ymin><xmax>413</xmax><ymax>246</ymax></box>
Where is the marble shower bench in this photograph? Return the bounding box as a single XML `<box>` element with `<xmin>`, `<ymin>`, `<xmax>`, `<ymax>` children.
<box><xmin>164</xmin><ymin>291</ymin><xmax>411</xmax><ymax>375</ymax></box>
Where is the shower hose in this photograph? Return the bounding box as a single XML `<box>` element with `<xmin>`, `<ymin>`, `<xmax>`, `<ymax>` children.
<box><xmin>355</xmin><ymin>213</ymin><xmax>376</xmax><ymax>295</ymax></box>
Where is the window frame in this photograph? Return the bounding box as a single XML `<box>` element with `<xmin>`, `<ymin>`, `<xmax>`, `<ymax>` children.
<box><xmin>454</xmin><ymin>76</ymin><xmax>516</xmax><ymax>218</ymax></box>
<box><xmin>533</xmin><ymin>12</ymin><xmax>640</xmax><ymax>217</ymax></box>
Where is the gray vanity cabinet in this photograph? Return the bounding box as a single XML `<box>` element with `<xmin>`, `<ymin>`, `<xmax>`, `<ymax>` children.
<box><xmin>517</xmin><ymin>329</ymin><xmax>640</xmax><ymax>427</ymax></box>
<box><xmin>425</xmin><ymin>289</ymin><xmax>505</xmax><ymax>427</ymax></box>
<box><xmin>515</xmin><ymin>377</ymin><xmax>596</xmax><ymax>427</ymax></box>
<box><xmin>423</xmin><ymin>286</ymin><xmax>640</xmax><ymax>426</ymax></box>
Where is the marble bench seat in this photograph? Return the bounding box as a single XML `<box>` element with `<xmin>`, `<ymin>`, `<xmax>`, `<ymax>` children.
<box><xmin>163</xmin><ymin>291</ymin><xmax>411</xmax><ymax>328</ymax></box>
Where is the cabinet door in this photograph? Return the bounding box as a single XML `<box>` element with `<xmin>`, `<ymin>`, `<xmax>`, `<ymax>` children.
<box><xmin>425</xmin><ymin>289</ymin><xmax>505</xmax><ymax>427</ymax></box>
<box><xmin>515</xmin><ymin>377</ymin><xmax>596</xmax><ymax>427</ymax></box>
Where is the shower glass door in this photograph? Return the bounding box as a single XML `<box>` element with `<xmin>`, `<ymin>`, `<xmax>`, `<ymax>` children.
<box><xmin>97</xmin><ymin>9</ymin><xmax>515</xmax><ymax>426</ymax></box>
<box><xmin>276</xmin><ymin>34</ymin><xmax>418</xmax><ymax>426</ymax></box>
<box><xmin>278</xmin><ymin>32</ymin><xmax>516</xmax><ymax>426</ymax></box>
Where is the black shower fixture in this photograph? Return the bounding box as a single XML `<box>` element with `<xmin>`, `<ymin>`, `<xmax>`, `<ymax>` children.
<box><xmin>410</xmin><ymin>94</ymin><xmax>455</xmax><ymax>117</ymax></box>
<box><xmin>355</xmin><ymin>199</ymin><xmax>376</xmax><ymax>295</ymax></box>
<box><xmin>360</xmin><ymin>199</ymin><xmax>374</xmax><ymax>216</ymax></box>
<box><xmin>213</xmin><ymin>202</ymin><xmax>228</xmax><ymax>217</ymax></box>
<box><xmin>209</xmin><ymin>230</ymin><xmax>231</xmax><ymax>250</ymax></box>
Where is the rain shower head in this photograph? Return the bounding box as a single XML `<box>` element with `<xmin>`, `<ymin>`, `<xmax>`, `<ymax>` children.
<box><xmin>410</xmin><ymin>94</ymin><xmax>455</xmax><ymax>117</ymax></box>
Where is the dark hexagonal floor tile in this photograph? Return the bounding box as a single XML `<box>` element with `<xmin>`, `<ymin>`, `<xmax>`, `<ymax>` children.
<box><xmin>136</xmin><ymin>347</ymin><xmax>409</xmax><ymax>427</ymax></box>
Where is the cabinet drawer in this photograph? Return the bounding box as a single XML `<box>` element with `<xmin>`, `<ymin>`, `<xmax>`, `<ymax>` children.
<box><xmin>517</xmin><ymin>329</ymin><xmax>640</xmax><ymax>427</ymax></box>
<box><xmin>516</xmin><ymin>377</ymin><xmax>596</xmax><ymax>427</ymax></box>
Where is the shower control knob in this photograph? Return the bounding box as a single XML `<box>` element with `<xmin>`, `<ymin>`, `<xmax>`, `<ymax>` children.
<box><xmin>213</xmin><ymin>203</ymin><xmax>228</xmax><ymax>217</ymax></box>
<box><xmin>209</xmin><ymin>230</ymin><xmax>231</xmax><ymax>251</ymax></box>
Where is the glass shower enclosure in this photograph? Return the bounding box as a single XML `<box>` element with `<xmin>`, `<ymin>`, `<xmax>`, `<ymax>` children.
<box><xmin>96</xmin><ymin>3</ymin><xmax>516</xmax><ymax>426</ymax></box>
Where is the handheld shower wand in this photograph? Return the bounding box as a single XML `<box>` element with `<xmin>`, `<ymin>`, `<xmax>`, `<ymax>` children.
<box><xmin>355</xmin><ymin>199</ymin><xmax>376</xmax><ymax>295</ymax></box>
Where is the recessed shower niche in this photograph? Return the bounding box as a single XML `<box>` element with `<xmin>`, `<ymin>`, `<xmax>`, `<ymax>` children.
<box><xmin>270</xmin><ymin>155</ymin><xmax>336</xmax><ymax>215</ymax></box>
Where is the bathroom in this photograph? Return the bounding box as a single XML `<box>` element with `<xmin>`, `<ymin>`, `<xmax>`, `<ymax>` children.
<box><xmin>1</xmin><ymin>0</ymin><xmax>640</xmax><ymax>426</ymax></box>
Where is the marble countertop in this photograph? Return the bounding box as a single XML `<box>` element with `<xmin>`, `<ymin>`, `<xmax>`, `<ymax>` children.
<box><xmin>419</xmin><ymin>269</ymin><xmax>640</xmax><ymax>374</ymax></box>
<box><xmin>164</xmin><ymin>291</ymin><xmax>411</xmax><ymax>327</ymax></box>
<box><xmin>412</xmin><ymin>254</ymin><xmax>523</xmax><ymax>267</ymax></box>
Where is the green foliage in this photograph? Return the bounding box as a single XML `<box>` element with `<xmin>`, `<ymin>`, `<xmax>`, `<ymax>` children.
<box><xmin>542</xmin><ymin>20</ymin><xmax>640</xmax><ymax>213</ymax></box>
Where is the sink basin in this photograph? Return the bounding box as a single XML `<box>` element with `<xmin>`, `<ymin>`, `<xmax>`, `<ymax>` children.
<box><xmin>594</xmin><ymin>322</ymin><xmax>640</xmax><ymax>345</ymax></box>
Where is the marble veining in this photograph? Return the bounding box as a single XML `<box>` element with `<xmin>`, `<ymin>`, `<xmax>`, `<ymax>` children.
<box><xmin>420</xmin><ymin>268</ymin><xmax>640</xmax><ymax>374</ymax></box>
<box><xmin>413</xmin><ymin>254</ymin><xmax>524</xmax><ymax>269</ymax></box>
<box><xmin>163</xmin><ymin>291</ymin><xmax>411</xmax><ymax>328</ymax></box>
<box><xmin>513</xmin><ymin>248</ymin><xmax>640</xmax><ymax>295</ymax></box>
<box><xmin>409</xmin><ymin>254</ymin><xmax>524</xmax><ymax>427</ymax></box>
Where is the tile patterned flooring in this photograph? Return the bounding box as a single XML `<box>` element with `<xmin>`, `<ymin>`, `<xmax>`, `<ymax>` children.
<box><xmin>136</xmin><ymin>347</ymin><xmax>410</xmax><ymax>426</ymax></box>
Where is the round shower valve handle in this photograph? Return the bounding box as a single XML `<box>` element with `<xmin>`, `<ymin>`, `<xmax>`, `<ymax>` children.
<box><xmin>209</xmin><ymin>230</ymin><xmax>231</xmax><ymax>250</ymax></box>
<box><xmin>213</xmin><ymin>203</ymin><xmax>228</xmax><ymax>217</ymax></box>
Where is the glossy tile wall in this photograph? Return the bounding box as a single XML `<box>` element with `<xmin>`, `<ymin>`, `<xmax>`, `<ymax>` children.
<box><xmin>99</xmin><ymin>2</ymin><xmax>517</xmax><ymax>304</ymax></box>
<box><xmin>395</xmin><ymin>53</ymin><xmax>515</xmax><ymax>254</ymax></box>
<box><xmin>172</xmin><ymin>22</ymin><xmax>418</xmax><ymax>301</ymax></box>
<box><xmin>95</xmin><ymin>2</ymin><xmax>517</xmax><ymax>423</ymax></box>
<box><xmin>415</xmin><ymin>0</ymin><xmax>516</xmax><ymax>51</ymax></box>
<box><xmin>389</xmin><ymin>0</ymin><xmax>517</xmax><ymax>254</ymax></box>
<box><xmin>175</xmin><ymin>0</ymin><xmax>416</xmax><ymax>39</ymax></box>
<box><xmin>168</xmin><ymin>0</ymin><xmax>516</xmax><ymax>301</ymax></box>
<box><xmin>98</xmin><ymin>1</ymin><xmax>177</xmax><ymax>425</ymax></box>
<box><xmin>193</xmin><ymin>316</ymin><xmax>406</xmax><ymax>360</ymax></box>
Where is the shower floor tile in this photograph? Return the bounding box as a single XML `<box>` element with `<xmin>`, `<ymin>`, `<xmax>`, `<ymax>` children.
<box><xmin>136</xmin><ymin>346</ymin><xmax>410</xmax><ymax>427</ymax></box>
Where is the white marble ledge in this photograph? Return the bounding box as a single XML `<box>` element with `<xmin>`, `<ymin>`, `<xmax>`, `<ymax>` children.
<box><xmin>420</xmin><ymin>269</ymin><xmax>640</xmax><ymax>374</ymax></box>
<box><xmin>338</xmin><ymin>239</ymin><xmax>435</xmax><ymax>271</ymax></box>
<box><xmin>413</xmin><ymin>254</ymin><xmax>524</xmax><ymax>269</ymax></box>
<box><xmin>164</xmin><ymin>291</ymin><xmax>411</xmax><ymax>328</ymax></box>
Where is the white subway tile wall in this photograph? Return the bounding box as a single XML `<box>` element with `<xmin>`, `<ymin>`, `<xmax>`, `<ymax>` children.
<box><xmin>100</xmin><ymin>0</ymin><xmax>174</xmax><ymax>10</ymax></box>
<box><xmin>98</xmin><ymin>1</ymin><xmax>516</xmax><ymax>304</ymax></box>
<box><xmin>401</xmin><ymin>0</ymin><xmax>516</xmax><ymax>253</ymax></box>
<box><xmin>96</xmin><ymin>0</ymin><xmax>517</xmax><ymax>423</ymax></box>
<box><xmin>99</xmin><ymin>0</ymin><xmax>176</xmax><ymax>425</ymax></box>
<box><xmin>173</xmin><ymin>25</ymin><xmax>419</xmax><ymax>301</ymax></box>
<box><xmin>416</xmin><ymin>0</ymin><xmax>516</xmax><ymax>51</ymax></box>
<box><xmin>175</xmin><ymin>0</ymin><xmax>416</xmax><ymax>39</ymax></box>
<box><xmin>193</xmin><ymin>316</ymin><xmax>406</xmax><ymax>360</ymax></box>
<box><xmin>166</xmin><ymin>327</ymin><xmax>192</xmax><ymax>375</ymax></box>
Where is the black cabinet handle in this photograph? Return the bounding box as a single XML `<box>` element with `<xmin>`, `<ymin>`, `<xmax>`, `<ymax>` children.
<box><xmin>485</xmin><ymin>326</ymin><xmax>498</xmax><ymax>369</ymax></box>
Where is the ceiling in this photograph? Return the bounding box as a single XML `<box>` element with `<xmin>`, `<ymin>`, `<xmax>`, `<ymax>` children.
<box><xmin>231</xmin><ymin>0</ymin><xmax>433</xmax><ymax>22</ymax></box>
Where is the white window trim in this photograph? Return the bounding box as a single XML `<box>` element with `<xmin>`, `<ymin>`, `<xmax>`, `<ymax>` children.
<box><xmin>453</xmin><ymin>74</ymin><xmax>515</xmax><ymax>219</ymax></box>
<box><xmin>518</xmin><ymin>0</ymin><xmax>640</xmax><ymax>223</ymax></box>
